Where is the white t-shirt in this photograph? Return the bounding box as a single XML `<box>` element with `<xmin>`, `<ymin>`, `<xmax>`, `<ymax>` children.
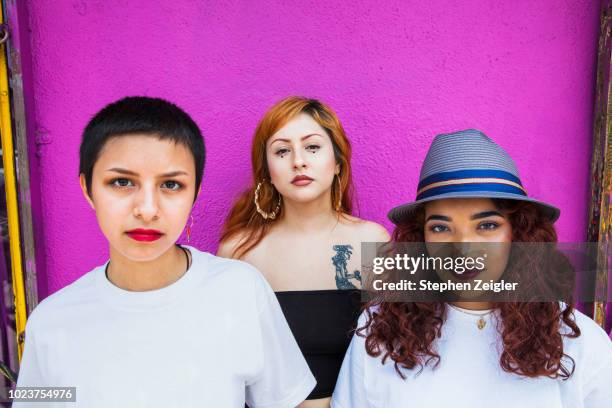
<box><xmin>14</xmin><ymin>247</ymin><xmax>315</xmax><ymax>407</ymax></box>
<box><xmin>332</xmin><ymin>305</ymin><xmax>612</xmax><ymax>408</ymax></box>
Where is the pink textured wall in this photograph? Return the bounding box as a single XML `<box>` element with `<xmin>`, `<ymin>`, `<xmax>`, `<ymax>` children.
<box><xmin>21</xmin><ymin>1</ymin><xmax>600</xmax><ymax>297</ymax></box>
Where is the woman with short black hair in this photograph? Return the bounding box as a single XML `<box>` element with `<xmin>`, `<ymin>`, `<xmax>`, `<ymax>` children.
<box><xmin>15</xmin><ymin>96</ymin><xmax>315</xmax><ymax>408</ymax></box>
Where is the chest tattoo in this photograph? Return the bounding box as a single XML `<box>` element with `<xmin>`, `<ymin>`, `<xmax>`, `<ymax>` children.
<box><xmin>332</xmin><ymin>244</ymin><xmax>361</xmax><ymax>289</ymax></box>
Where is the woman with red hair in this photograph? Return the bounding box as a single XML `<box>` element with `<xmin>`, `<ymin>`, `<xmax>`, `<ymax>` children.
<box><xmin>332</xmin><ymin>130</ymin><xmax>612</xmax><ymax>407</ymax></box>
<box><xmin>218</xmin><ymin>96</ymin><xmax>389</xmax><ymax>408</ymax></box>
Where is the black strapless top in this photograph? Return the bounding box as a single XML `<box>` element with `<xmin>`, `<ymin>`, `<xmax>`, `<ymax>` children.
<box><xmin>275</xmin><ymin>289</ymin><xmax>362</xmax><ymax>399</ymax></box>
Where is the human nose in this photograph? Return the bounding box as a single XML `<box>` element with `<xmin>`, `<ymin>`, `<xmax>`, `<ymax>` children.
<box><xmin>292</xmin><ymin>147</ymin><xmax>307</xmax><ymax>170</ymax></box>
<box><xmin>451</xmin><ymin>229</ymin><xmax>476</xmax><ymax>255</ymax></box>
<box><xmin>133</xmin><ymin>183</ymin><xmax>160</xmax><ymax>222</ymax></box>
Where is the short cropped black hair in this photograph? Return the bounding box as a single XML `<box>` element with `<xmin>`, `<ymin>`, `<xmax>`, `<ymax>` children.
<box><xmin>79</xmin><ymin>96</ymin><xmax>205</xmax><ymax>200</ymax></box>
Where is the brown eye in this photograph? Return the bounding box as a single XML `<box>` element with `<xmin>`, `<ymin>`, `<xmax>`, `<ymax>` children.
<box><xmin>429</xmin><ymin>224</ymin><xmax>449</xmax><ymax>233</ymax></box>
<box><xmin>275</xmin><ymin>148</ymin><xmax>290</xmax><ymax>157</ymax></box>
<box><xmin>111</xmin><ymin>178</ymin><xmax>133</xmax><ymax>188</ymax></box>
<box><xmin>162</xmin><ymin>181</ymin><xmax>182</xmax><ymax>191</ymax></box>
<box><xmin>478</xmin><ymin>222</ymin><xmax>499</xmax><ymax>230</ymax></box>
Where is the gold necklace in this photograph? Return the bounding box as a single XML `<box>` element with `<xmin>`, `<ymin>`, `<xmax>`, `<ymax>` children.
<box><xmin>447</xmin><ymin>303</ymin><xmax>494</xmax><ymax>330</ymax></box>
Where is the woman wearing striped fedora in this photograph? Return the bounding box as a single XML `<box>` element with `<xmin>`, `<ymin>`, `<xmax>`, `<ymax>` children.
<box><xmin>332</xmin><ymin>129</ymin><xmax>612</xmax><ymax>407</ymax></box>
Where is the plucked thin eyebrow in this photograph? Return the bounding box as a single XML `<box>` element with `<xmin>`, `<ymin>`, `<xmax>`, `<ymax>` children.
<box><xmin>269</xmin><ymin>133</ymin><xmax>323</xmax><ymax>146</ymax></box>
<box><xmin>105</xmin><ymin>168</ymin><xmax>189</xmax><ymax>177</ymax></box>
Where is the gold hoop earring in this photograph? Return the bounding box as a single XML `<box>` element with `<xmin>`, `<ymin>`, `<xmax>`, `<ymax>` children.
<box><xmin>254</xmin><ymin>181</ymin><xmax>281</xmax><ymax>220</ymax></box>
<box><xmin>334</xmin><ymin>174</ymin><xmax>342</xmax><ymax>212</ymax></box>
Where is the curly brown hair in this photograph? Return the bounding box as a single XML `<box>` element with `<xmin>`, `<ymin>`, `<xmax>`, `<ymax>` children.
<box><xmin>359</xmin><ymin>199</ymin><xmax>581</xmax><ymax>380</ymax></box>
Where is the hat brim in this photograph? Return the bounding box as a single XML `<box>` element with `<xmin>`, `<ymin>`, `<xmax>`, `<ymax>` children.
<box><xmin>388</xmin><ymin>191</ymin><xmax>560</xmax><ymax>225</ymax></box>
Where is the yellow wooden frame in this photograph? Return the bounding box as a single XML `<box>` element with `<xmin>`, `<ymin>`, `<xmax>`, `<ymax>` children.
<box><xmin>0</xmin><ymin>6</ymin><xmax>27</xmax><ymax>358</ymax></box>
<box><xmin>589</xmin><ymin>6</ymin><xmax>612</xmax><ymax>329</ymax></box>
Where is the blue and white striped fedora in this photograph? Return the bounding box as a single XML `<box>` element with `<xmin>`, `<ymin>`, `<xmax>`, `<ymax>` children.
<box><xmin>388</xmin><ymin>129</ymin><xmax>560</xmax><ymax>224</ymax></box>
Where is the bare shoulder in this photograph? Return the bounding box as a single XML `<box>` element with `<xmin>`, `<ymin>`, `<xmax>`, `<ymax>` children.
<box><xmin>217</xmin><ymin>231</ymin><xmax>249</xmax><ymax>259</ymax></box>
<box><xmin>217</xmin><ymin>231</ymin><xmax>269</xmax><ymax>268</ymax></box>
<box><xmin>339</xmin><ymin>214</ymin><xmax>391</xmax><ymax>242</ymax></box>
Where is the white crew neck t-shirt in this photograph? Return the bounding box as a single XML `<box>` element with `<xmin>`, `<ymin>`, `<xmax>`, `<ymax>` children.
<box><xmin>332</xmin><ymin>305</ymin><xmax>612</xmax><ymax>408</ymax></box>
<box><xmin>15</xmin><ymin>247</ymin><xmax>315</xmax><ymax>407</ymax></box>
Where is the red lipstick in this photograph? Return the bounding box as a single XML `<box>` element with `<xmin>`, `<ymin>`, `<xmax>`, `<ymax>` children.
<box><xmin>126</xmin><ymin>229</ymin><xmax>164</xmax><ymax>242</ymax></box>
<box><xmin>291</xmin><ymin>175</ymin><xmax>313</xmax><ymax>186</ymax></box>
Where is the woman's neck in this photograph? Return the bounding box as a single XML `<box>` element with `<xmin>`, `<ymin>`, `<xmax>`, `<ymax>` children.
<box><xmin>106</xmin><ymin>245</ymin><xmax>188</xmax><ymax>291</ymax></box>
<box><xmin>451</xmin><ymin>301</ymin><xmax>494</xmax><ymax>310</ymax></box>
<box><xmin>279</xmin><ymin>193</ymin><xmax>340</xmax><ymax>233</ymax></box>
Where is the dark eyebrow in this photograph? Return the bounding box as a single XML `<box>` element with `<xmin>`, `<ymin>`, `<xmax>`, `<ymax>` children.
<box><xmin>426</xmin><ymin>215</ymin><xmax>451</xmax><ymax>222</ymax></box>
<box><xmin>106</xmin><ymin>167</ymin><xmax>138</xmax><ymax>176</ymax></box>
<box><xmin>269</xmin><ymin>133</ymin><xmax>323</xmax><ymax>145</ymax></box>
<box><xmin>105</xmin><ymin>168</ymin><xmax>188</xmax><ymax>178</ymax></box>
<box><xmin>471</xmin><ymin>211</ymin><xmax>504</xmax><ymax>220</ymax></box>
<box><xmin>160</xmin><ymin>171</ymin><xmax>188</xmax><ymax>177</ymax></box>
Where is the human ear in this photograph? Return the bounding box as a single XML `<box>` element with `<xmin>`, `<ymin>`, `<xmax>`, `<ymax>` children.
<box><xmin>79</xmin><ymin>174</ymin><xmax>95</xmax><ymax>210</ymax></box>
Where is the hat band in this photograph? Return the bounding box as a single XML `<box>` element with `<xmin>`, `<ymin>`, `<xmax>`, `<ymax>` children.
<box><xmin>417</xmin><ymin>169</ymin><xmax>522</xmax><ymax>191</ymax></box>
<box><xmin>416</xmin><ymin>180</ymin><xmax>528</xmax><ymax>200</ymax></box>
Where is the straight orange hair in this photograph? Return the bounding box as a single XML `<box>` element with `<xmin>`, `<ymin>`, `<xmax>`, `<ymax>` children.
<box><xmin>220</xmin><ymin>96</ymin><xmax>354</xmax><ymax>258</ymax></box>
